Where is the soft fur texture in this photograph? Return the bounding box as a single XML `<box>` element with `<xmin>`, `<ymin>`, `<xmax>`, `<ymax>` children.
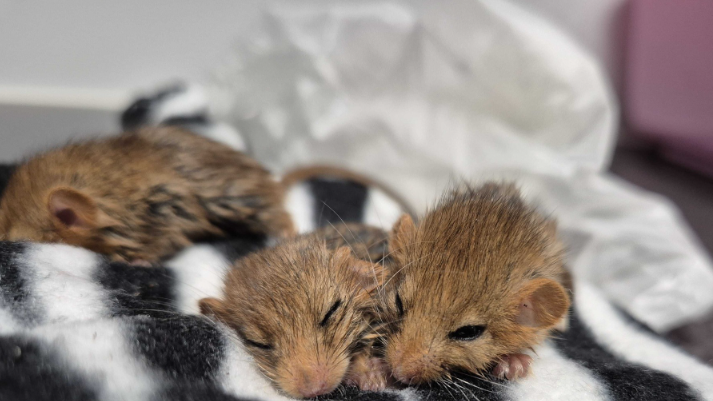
<box><xmin>381</xmin><ymin>183</ymin><xmax>571</xmax><ymax>384</ymax></box>
<box><xmin>0</xmin><ymin>127</ymin><xmax>292</xmax><ymax>263</ymax></box>
<box><xmin>199</xmin><ymin>237</ymin><xmax>384</xmax><ymax>398</ymax></box>
<box><xmin>199</xmin><ymin>221</ymin><xmax>395</xmax><ymax>398</ymax></box>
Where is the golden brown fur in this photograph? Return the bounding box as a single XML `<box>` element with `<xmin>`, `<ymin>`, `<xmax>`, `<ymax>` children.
<box><xmin>0</xmin><ymin>127</ymin><xmax>293</xmax><ymax>263</ymax></box>
<box><xmin>381</xmin><ymin>182</ymin><xmax>571</xmax><ymax>384</ymax></box>
<box><xmin>199</xmin><ymin>232</ymin><xmax>386</xmax><ymax>398</ymax></box>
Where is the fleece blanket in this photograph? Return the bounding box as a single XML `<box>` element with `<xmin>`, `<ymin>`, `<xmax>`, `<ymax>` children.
<box><xmin>1</xmin><ymin>224</ymin><xmax>713</xmax><ymax>401</ymax></box>
<box><xmin>0</xmin><ymin>88</ymin><xmax>712</xmax><ymax>401</ymax></box>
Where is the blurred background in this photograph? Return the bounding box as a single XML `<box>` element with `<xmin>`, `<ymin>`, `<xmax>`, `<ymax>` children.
<box><xmin>2</xmin><ymin>0</ymin><xmax>624</xmax><ymax>158</ymax></box>
<box><xmin>1</xmin><ymin>0</ymin><xmax>712</xmax><ymax>361</ymax></box>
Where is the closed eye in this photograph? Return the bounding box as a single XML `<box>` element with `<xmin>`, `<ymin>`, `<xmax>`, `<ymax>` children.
<box><xmin>395</xmin><ymin>293</ymin><xmax>404</xmax><ymax>317</ymax></box>
<box><xmin>448</xmin><ymin>325</ymin><xmax>486</xmax><ymax>341</ymax></box>
<box><xmin>244</xmin><ymin>338</ymin><xmax>273</xmax><ymax>350</ymax></box>
<box><xmin>320</xmin><ymin>299</ymin><xmax>342</xmax><ymax>327</ymax></box>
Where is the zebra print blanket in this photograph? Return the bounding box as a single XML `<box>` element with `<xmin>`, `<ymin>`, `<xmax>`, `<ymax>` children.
<box><xmin>1</xmin><ymin>237</ymin><xmax>712</xmax><ymax>401</ymax></box>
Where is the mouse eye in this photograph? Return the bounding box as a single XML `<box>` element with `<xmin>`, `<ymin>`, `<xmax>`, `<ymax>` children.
<box><xmin>244</xmin><ymin>338</ymin><xmax>273</xmax><ymax>351</ymax></box>
<box><xmin>320</xmin><ymin>299</ymin><xmax>342</xmax><ymax>327</ymax></box>
<box><xmin>448</xmin><ymin>325</ymin><xmax>486</xmax><ymax>341</ymax></box>
<box><xmin>395</xmin><ymin>293</ymin><xmax>404</xmax><ymax>317</ymax></box>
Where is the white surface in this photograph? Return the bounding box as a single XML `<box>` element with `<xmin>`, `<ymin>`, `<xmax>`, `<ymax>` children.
<box><xmin>0</xmin><ymin>0</ymin><xmax>623</xmax><ymax>101</ymax></box>
<box><xmin>507</xmin><ymin>342</ymin><xmax>610</xmax><ymax>401</ymax></box>
<box><xmin>576</xmin><ymin>282</ymin><xmax>713</xmax><ymax>398</ymax></box>
<box><xmin>24</xmin><ymin>244</ymin><xmax>109</xmax><ymax>323</ymax></box>
<box><xmin>509</xmin><ymin>0</ymin><xmax>627</xmax><ymax>90</ymax></box>
<box><xmin>167</xmin><ymin>245</ymin><xmax>231</xmax><ymax>315</ymax></box>
<box><xmin>0</xmin><ymin>308</ymin><xmax>21</xmax><ymax>335</ymax></box>
<box><xmin>285</xmin><ymin>182</ymin><xmax>316</xmax><ymax>234</ymax></box>
<box><xmin>0</xmin><ymin>0</ymin><xmax>627</xmax><ymax>156</ymax></box>
<box><xmin>217</xmin><ymin>324</ymin><xmax>293</xmax><ymax>401</ymax></box>
<box><xmin>0</xmin><ymin>0</ymin><xmax>263</xmax><ymax>94</ymax></box>
<box><xmin>363</xmin><ymin>188</ymin><xmax>404</xmax><ymax>231</ymax></box>
<box><xmin>207</xmin><ymin>0</ymin><xmax>617</xmax><ymax>188</ymax></box>
<box><xmin>33</xmin><ymin>319</ymin><xmax>160</xmax><ymax>401</ymax></box>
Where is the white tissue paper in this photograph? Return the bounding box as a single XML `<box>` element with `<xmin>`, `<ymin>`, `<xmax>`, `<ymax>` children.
<box><xmin>200</xmin><ymin>0</ymin><xmax>713</xmax><ymax>331</ymax></box>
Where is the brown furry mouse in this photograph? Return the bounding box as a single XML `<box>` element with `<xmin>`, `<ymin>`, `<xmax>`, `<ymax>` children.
<box><xmin>313</xmin><ymin>222</ymin><xmax>396</xmax><ymax>391</ymax></box>
<box><xmin>380</xmin><ymin>182</ymin><xmax>571</xmax><ymax>385</ymax></box>
<box><xmin>0</xmin><ymin>126</ymin><xmax>293</xmax><ymax>263</ymax></box>
<box><xmin>199</xmin><ymin>231</ymin><xmax>388</xmax><ymax>398</ymax></box>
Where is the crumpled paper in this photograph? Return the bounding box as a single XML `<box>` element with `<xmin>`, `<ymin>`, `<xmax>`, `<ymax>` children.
<box><xmin>200</xmin><ymin>0</ymin><xmax>713</xmax><ymax>331</ymax></box>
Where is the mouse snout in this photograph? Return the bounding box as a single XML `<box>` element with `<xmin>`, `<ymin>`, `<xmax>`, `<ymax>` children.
<box><xmin>278</xmin><ymin>355</ymin><xmax>347</xmax><ymax>399</ymax></box>
<box><xmin>296</xmin><ymin>367</ymin><xmax>333</xmax><ymax>398</ymax></box>
<box><xmin>387</xmin><ymin>338</ymin><xmax>443</xmax><ymax>385</ymax></box>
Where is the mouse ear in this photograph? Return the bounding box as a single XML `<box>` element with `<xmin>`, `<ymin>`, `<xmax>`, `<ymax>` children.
<box><xmin>389</xmin><ymin>213</ymin><xmax>417</xmax><ymax>261</ymax></box>
<box><xmin>514</xmin><ymin>278</ymin><xmax>570</xmax><ymax>328</ymax></box>
<box><xmin>199</xmin><ymin>297</ymin><xmax>230</xmax><ymax>322</ymax></box>
<box><xmin>47</xmin><ymin>187</ymin><xmax>98</xmax><ymax>232</ymax></box>
<box><xmin>332</xmin><ymin>247</ymin><xmax>386</xmax><ymax>294</ymax></box>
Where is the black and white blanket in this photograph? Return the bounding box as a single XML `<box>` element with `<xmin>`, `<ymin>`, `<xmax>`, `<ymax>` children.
<box><xmin>0</xmin><ymin>87</ymin><xmax>712</xmax><ymax>401</ymax></box>
<box><xmin>2</xmin><ymin>240</ymin><xmax>712</xmax><ymax>401</ymax></box>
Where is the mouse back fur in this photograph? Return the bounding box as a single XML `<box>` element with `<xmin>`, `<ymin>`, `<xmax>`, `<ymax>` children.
<box><xmin>0</xmin><ymin>127</ymin><xmax>293</xmax><ymax>262</ymax></box>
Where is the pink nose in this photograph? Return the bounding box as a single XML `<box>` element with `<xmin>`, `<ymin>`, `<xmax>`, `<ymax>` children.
<box><xmin>389</xmin><ymin>348</ymin><xmax>436</xmax><ymax>384</ymax></box>
<box><xmin>392</xmin><ymin>365</ymin><xmax>417</xmax><ymax>384</ymax></box>
<box><xmin>296</xmin><ymin>366</ymin><xmax>336</xmax><ymax>398</ymax></box>
<box><xmin>299</xmin><ymin>377</ymin><xmax>331</xmax><ymax>398</ymax></box>
<box><xmin>300</xmin><ymin>382</ymin><xmax>330</xmax><ymax>398</ymax></box>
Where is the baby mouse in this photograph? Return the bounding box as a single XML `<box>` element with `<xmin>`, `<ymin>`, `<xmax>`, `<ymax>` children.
<box><xmin>199</xmin><ymin>232</ymin><xmax>387</xmax><ymax>398</ymax></box>
<box><xmin>0</xmin><ymin>126</ymin><xmax>293</xmax><ymax>264</ymax></box>
<box><xmin>313</xmin><ymin>222</ymin><xmax>396</xmax><ymax>391</ymax></box>
<box><xmin>381</xmin><ymin>182</ymin><xmax>570</xmax><ymax>384</ymax></box>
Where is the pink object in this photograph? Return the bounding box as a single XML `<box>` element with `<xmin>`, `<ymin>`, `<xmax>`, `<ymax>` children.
<box><xmin>663</xmin><ymin>136</ymin><xmax>713</xmax><ymax>178</ymax></box>
<box><xmin>626</xmin><ymin>0</ymin><xmax>713</xmax><ymax>175</ymax></box>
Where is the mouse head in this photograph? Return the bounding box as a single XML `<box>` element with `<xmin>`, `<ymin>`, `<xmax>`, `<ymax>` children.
<box><xmin>0</xmin><ymin>183</ymin><xmax>104</xmax><ymax>246</ymax></box>
<box><xmin>381</xmin><ymin>183</ymin><xmax>570</xmax><ymax>384</ymax></box>
<box><xmin>0</xmin><ymin>156</ymin><xmax>101</xmax><ymax>246</ymax></box>
<box><xmin>0</xmin><ymin>155</ymin><xmax>137</xmax><ymax>260</ymax></box>
<box><xmin>199</xmin><ymin>235</ymin><xmax>385</xmax><ymax>398</ymax></box>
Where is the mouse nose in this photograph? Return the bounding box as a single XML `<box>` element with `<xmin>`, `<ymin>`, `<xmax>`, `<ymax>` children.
<box><xmin>389</xmin><ymin>346</ymin><xmax>440</xmax><ymax>384</ymax></box>
<box><xmin>296</xmin><ymin>365</ymin><xmax>337</xmax><ymax>398</ymax></box>
<box><xmin>299</xmin><ymin>380</ymin><xmax>330</xmax><ymax>398</ymax></box>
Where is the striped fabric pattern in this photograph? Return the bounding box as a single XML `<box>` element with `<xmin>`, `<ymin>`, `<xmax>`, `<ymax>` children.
<box><xmin>1</xmin><ymin>240</ymin><xmax>712</xmax><ymax>400</ymax></box>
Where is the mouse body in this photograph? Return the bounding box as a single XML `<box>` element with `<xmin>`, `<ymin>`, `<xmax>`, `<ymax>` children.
<box><xmin>381</xmin><ymin>182</ymin><xmax>571</xmax><ymax>384</ymax></box>
<box><xmin>200</xmin><ymin>230</ymin><xmax>387</xmax><ymax>398</ymax></box>
<box><xmin>0</xmin><ymin>127</ymin><xmax>293</xmax><ymax>263</ymax></box>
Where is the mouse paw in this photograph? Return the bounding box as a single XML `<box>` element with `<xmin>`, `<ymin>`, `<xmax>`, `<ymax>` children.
<box><xmin>492</xmin><ymin>353</ymin><xmax>533</xmax><ymax>380</ymax></box>
<box><xmin>345</xmin><ymin>356</ymin><xmax>390</xmax><ymax>392</ymax></box>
